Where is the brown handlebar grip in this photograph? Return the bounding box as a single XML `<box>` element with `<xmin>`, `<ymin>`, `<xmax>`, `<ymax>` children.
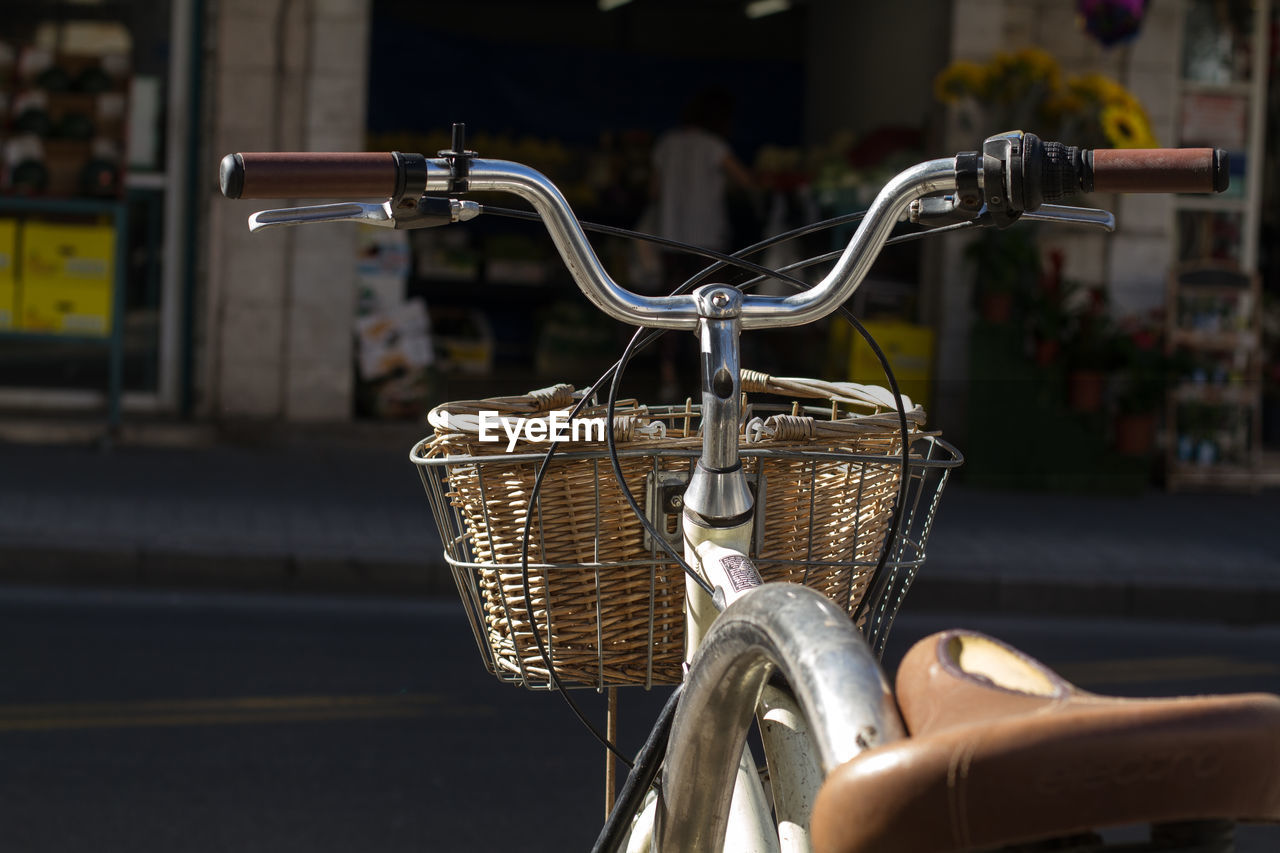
<box><xmin>1090</xmin><ymin>148</ymin><xmax>1229</xmax><ymax>194</ymax></box>
<box><xmin>219</xmin><ymin>152</ymin><xmax>398</xmax><ymax>199</ymax></box>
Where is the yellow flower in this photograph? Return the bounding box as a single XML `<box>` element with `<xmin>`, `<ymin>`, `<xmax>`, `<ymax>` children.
<box><xmin>1101</xmin><ymin>104</ymin><xmax>1159</xmax><ymax>148</ymax></box>
<box><xmin>1012</xmin><ymin>47</ymin><xmax>1061</xmax><ymax>86</ymax></box>
<box><xmin>1108</xmin><ymin>87</ymin><xmax>1144</xmax><ymax>113</ymax></box>
<box><xmin>1072</xmin><ymin>72</ymin><xmax>1142</xmax><ymax>108</ymax></box>
<box><xmin>1043</xmin><ymin>91</ymin><xmax>1086</xmax><ymax>119</ymax></box>
<box><xmin>1067</xmin><ymin>73</ymin><xmax>1104</xmax><ymax>101</ymax></box>
<box><xmin>934</xmin><ymin>48</ymin><xmax>1157</xmax><ymax>149</ymax></box>
<box><xmin>934</xmin><ymin>61</ymin><xmax>989</xmax><ymax>103</ymax></box>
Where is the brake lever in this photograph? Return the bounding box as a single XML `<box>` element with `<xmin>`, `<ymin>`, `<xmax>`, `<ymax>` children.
<box><xmin>249</xmin><ymin>201</ymin><xmax>392</xmax><ymax>232</ymax></box>
<box><xmin>247</xmin><ymin>196</ymin><xmax>480</xmax><ymax>233</ymax></box>
<box><xmin>1020</xmin><ymin>203</ymin><xmax>1115</xmax><ymax>232</ymax></box>
<box><xmin>910</xmin><ymin>197</ymin><xmax>1115</xmax><ymax>234</ymax></box>
<box><xmin>908</xmin><ymin>194</ymin><xmax>982</xmax><ymax>227</ymax></box>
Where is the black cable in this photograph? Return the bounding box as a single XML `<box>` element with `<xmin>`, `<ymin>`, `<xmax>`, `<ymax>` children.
<box><xmin>507</xmin><ymin>201</ymin><xmax>866</xmax><ymax>629</ymax></box>
<box><xmin>510</xmin><ymin>210</ymin><xmax>845</xmax><ymax>763</ymax></box>
<box><xmin>501</xmin><ymin>201</ymin><xmax>981</xmax><ymax>763</ymax></box>
<box><xmin>481</xmin><ymin>203</ymin><xmax>870</xmax><ymax>269</ymax></box>
<box><xmin>482</xmin><ymin>203</ymin><xmax>837</xmax><ymax>290</ymax></box>
<box><xmin>517</xmin><ymin>385</ymin><xmax>635</xmax><ymax>767</ymax></box>
<box><xmin>587</xmin><ymin>218</ymin><xmax>970</xmax><ymax>633</ymax></box>
<box><xmin>596</xmin><ymin>217</ymin><xmax>864</xmax><ymax>596</ymax></box>
<box><xmin>735</xmin><ymin>220</ymin><xmax>979</xmax><ymax>291</ymax></box>
<box><xmin>600</xmin><ymin>265</ymin><xmax>915</xmax><ymax>628</ymax></box>
<box><xmin>591</xmin><ymin>684</ymin><xmax>684</xmax><ymax>853</ymax></box>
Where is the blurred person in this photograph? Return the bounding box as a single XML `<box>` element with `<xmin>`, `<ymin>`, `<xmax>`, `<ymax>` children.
<box><xmin>649</xmin><ymin>87</ymin><xmax>755</xmax><ymax>399</ymax></box>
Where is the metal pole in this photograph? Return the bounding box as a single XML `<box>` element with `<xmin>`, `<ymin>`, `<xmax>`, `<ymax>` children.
<box><xmin>107</xmin><ymin>200</ymin><xmax>127</xmax><ymax>434</ymax></box>
<box><xmin>605</xmin><ymin>687</ymin><xmax>618</xmax><ymax>820</ymax></box>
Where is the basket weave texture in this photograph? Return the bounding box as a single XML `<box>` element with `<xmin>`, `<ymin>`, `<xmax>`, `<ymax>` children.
<box><xmin>415</xmin><ymin>372</ymin><xmax>927</xmax><ymax>689</ymax></box>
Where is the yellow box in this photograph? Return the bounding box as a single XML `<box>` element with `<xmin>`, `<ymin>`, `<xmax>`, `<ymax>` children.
<box><xmin>18</xmin><ymin>221</ymin><xmax>114</xmax><ymax>336</ymax></box>
<box><xmin>19</xmin><ymin>280</ymin><xmax>113</xmax><ymax>336</ymax></box>
<box><xmin>0</xmin><ymin>220</ymin><xmax>17</xmax><ymax>285</ymax></box>
<box><xmin>0</xmin><ymin>220</ymin><xmax>16</xmax><ymax>330</ymax></box>
<box><xmin>21</xmin><ymin>222</ymin><xmax>114</xmax><ymax>287</ymax></box>
<box><xmin>0</xmin><ymin>281</ymin><xmax>14</xmax><ymax>330</ymax></box>
<box><xmin>847</xmin><ymin>321</ymin><xmax>935</xmax><ymax>415</ymax></box>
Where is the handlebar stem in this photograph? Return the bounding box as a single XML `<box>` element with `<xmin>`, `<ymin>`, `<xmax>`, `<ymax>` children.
<box><xmin>451</xmin><ymin>157</ymin><xmax>959</xmax><ymax>331</ymax></box>
<box><xmin>682</xmin><ymin>285</ymin><xmax>754</xmax><ymax>528</ymax></box>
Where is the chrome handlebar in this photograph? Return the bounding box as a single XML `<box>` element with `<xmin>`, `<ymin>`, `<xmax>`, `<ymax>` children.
<box><xmin>242</xmin><ymin>138</ymin><xmax>1124</xmax><ymax>331</ymax></box>
<box><xmin>453</xmin><ymin>157</ymin><xmax>959</xmax><ymax>331</ymax></box>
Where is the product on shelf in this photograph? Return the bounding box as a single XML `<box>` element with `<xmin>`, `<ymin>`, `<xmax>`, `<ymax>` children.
<box><xmin>2</xmin><ymin>43</ymin><xmax>129</xmax><ymax>198</ymax></box>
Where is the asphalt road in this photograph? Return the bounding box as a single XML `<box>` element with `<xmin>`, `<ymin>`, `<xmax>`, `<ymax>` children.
<box><xmin>2</xmin><ymin>585</ymin><xmax>1279</xmax><ymax>852</ymax></box>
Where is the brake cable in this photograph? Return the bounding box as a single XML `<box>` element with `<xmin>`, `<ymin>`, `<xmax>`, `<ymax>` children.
<box><xmin>491</xmin><ymin>202</ymin><xmax>980</xmax><ymax>762</ymax></box>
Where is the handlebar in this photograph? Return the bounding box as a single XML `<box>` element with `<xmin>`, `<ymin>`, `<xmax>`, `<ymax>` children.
<box><xmin>219</xmin><ymin>131</ymin><xmax>1229</xmax><ymax>332</ymax></box>
<box><xmin>1088</xmin><ymin>147</ymin><xmax>1229</xmax><ymax>194</ymax></box>
<box><xmin>221</xmin><ymin>152</ymin><xmax>403</xmax><ymax>199</ymax></box>
<box><xmin>222</xmin><ymin>149</ymin><xmax>958</xmax><ymax>331</ymax></box>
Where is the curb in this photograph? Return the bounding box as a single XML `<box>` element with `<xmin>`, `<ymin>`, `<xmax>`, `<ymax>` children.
<box><xmin>0</xmin><ymin>545</ymin><xmax>453</xmax><ymax>598</ymax></box>
<box><xmin>0</xmin><ymin>415</ymin><xmax>430</xmax><ymax>454</ymax></box>
<box><xmin>4</xmin><ymin>544</ymin><xmax>1278</xmax><ymax>626</ymax></box>
<box><xmin>0</xmin><ymin>418</ymin><xmax>220</xmax><ymax>449</ymax></box>
<box><xmin>907</xmin><ymin>575</ymin><xmax>1280</xmax><ymax>626</ymax></box>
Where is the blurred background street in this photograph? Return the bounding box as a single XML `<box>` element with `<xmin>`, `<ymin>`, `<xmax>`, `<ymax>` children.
<box><xmin>0</xmin><ymin>431</ymin><xmax>1278</xmax><ymax>850</ymax></box>
<box><xmin>3</xmin><ymin>587</ymin><xmax>1280</xmax><ymax>852</ymax></box>
<box><xmin>3</xmin><ymin>0</ymin><xmax>1280</xmax><ymax>850</ymax></box>
<box><xmin>2</xmin><ymin>434</ymin><xmax>1278</xmax><ymax>622</ymax></box>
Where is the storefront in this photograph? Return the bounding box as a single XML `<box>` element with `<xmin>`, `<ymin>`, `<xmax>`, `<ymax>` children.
<box><xmin>6</xmin><ymin>0</ymin><xmax>1276</xmax><ymax>493</ymax></box>
<box><xmin>351</xmin><ymin>0</ymin><xmax>950</xmax><ymax>415</ymax></box>
<box><xmin>195</xmin><ymin>0</ymin><xmax>951</xmax><ymax>423</ymax></box>
<box><xmin>0</xmin><ymin>0</ymin><xmax>199</xmax><ymax>425</ymax></box>
<box><xmin>351</xmin><ymin>0</ymin><xmax>1278</xmax><ymax>490</ymax></box>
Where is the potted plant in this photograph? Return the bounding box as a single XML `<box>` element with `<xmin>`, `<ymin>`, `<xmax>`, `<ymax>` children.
<box><xmin>1026</xmin><ymin>249</ymin><xmax>1075</xmax><ymax>365</ymax></box>
<box><xmin>1111</xmin><ymin>315</ymin><xmax>1169</xmax><ymax>455</ymax></box>
<box><xmin>1062</xmin><ymin>286</ymin><xmax>1116</xmax><ymax>413</ymax></box>
<box><xmin>964</xmin><ymin>227</ymin><xmax>1039</xmax><ymax>325</ymax></box>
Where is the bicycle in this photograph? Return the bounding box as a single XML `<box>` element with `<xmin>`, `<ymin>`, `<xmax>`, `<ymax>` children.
<box><xmin>221</xmin><ymin>128</ymin><xmax>1280</xmax><ymax>852</ymax></box>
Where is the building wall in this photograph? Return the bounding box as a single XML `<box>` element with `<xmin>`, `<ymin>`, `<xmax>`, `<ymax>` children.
<box><xmin>201</xmin><ymin>0</ymin><xmax>370</xmax><ymax>421</ymax></box>
<box><xmin>804</xmin><ymin>0</ymin><xmax>952</xmax><ymax>143</ymax></box>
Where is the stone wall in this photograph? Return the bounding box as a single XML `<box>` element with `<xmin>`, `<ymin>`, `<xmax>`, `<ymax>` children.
<box><xmin>201</xmin><ymin>0</ymin><xmax>370</xmax><ymax>421</ymax></box>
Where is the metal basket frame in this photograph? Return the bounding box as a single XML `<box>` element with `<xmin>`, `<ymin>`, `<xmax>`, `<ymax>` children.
<box><xmin>413</xmin><ymin>403</ymin><xmax>960</xmax><ymax>690</ymax></box>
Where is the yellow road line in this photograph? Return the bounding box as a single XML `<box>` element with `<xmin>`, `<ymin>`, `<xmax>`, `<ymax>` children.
<box><xmin>9</xmin><ymin>655</ymin><xmax>1270</xmax><ymax>734</ymax></box>
<box><xmin>0</xmin><ymin>693</ymin><xmax>489</xmax><ymax>733</ymax></box>
<box><xmin>1054</xmin><ymin>655</ymin><xmax>1280</xmax><ymax>687</ymax></box>
<box><xmin>0</xmin><ymin>693</ymin><xmax>441</xmax><ymax>718</ymax></box>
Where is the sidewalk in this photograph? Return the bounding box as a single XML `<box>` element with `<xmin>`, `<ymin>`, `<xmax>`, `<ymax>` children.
<box><xmin>0</xmin><ymin>424</ymin><xmax>1277</xmax><ymax>623</ymax></box>
<box><xmin>0</xmin><ymin>422</ymin><xmax>442</xmax><ymax>595</ymax></box>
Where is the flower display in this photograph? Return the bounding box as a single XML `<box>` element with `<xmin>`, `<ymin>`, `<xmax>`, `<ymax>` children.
<box><xmin>934</xmin><ymin>48</ymin><xmax>1157</xmax><ymax>149</ymax></box>
<box><xmin>933</xmin><ymin>60</ymin><xmax>991</xmax><ymax>104</ymax></box>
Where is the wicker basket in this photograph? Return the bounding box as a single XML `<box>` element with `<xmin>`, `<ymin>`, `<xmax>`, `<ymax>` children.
<box><xmin>412</xmin><ymin>371</ymin><xmax>960</xmax><ymax>690</ymax></box>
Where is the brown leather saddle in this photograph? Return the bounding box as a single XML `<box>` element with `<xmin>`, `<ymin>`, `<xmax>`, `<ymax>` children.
<box><xmin>811</xmin><ymin>630</ymin><xmax>1280</xmax><ymax>852</ymax></box>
